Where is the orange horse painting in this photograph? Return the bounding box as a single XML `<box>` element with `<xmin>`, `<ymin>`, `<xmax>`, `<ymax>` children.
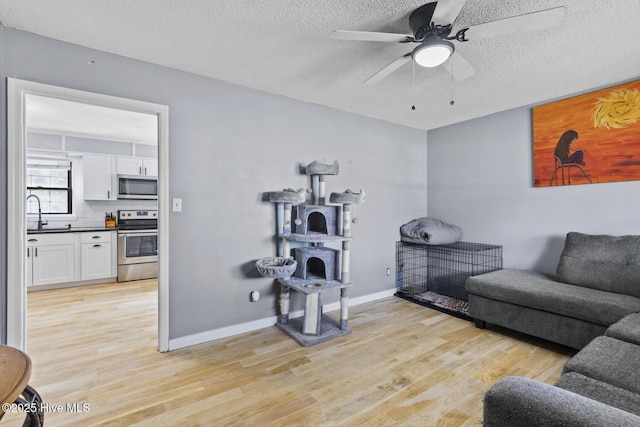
<box><xmin>533</xmin><ymin>80</ymin><xmax>640</xmax><ymax>187</ymax></box>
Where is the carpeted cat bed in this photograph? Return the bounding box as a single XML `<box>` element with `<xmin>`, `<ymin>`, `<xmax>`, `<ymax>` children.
<box><xmin>415</xmin><ymin>291</ymin><xmax>469</xmax><ymax>315</ymax></box>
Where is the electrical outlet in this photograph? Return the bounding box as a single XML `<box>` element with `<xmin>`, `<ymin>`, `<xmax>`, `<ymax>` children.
<box><xmin>172</xmin><ymin>198</ymin><xmax>182</xmax><ymax>212</ymax></box>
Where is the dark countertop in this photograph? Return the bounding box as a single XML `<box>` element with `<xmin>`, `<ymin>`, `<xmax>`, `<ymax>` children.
<box><xmin>27</xmin><ymin>226</ymin><xmax>117</xmax><ymax>235</ymax></box>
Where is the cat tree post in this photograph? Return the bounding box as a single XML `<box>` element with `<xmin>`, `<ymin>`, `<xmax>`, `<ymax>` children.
<box><xmin>318</xmin><ymin>175</ymin><xmax>327</xmax><ymax>204</ymax></box>
<box><xmin>311</xmin><ymin>175</ymin><xmax>320</xmax><ymax>204</ymax></box>
<box><xmin>282</xmin><ymin>203</ymin><xmax>292</xmax><ymax>258</ymax></box>
<box><xmin>329</xmin><ymin>190</ymin><xmax>365</xmax><ymax>332</ymax></box>
<box><xmin>275</xmin><ymin>202</ymin><xmax>284</xmax><ymax>256</ymax></box>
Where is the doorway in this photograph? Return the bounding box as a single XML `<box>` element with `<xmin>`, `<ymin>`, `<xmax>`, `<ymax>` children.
<box><xmin>7</xmin><ymin>78</ymin><xmax>170</xmax><ymax>352</ymax></box>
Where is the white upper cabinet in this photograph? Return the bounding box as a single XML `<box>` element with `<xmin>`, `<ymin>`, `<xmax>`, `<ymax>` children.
<box><xmin>144</xmin><ymin>159</ymin><xmax>158</xmax><ymax>177</ymax></box>
<box><xmin>117</xmin><ymin>157</ymin><xmax>157</xmax><ymax>177</ymax></box>
<box><xmin>116</xmin><ymin>157</ymin><xmax>142</xmax><ymax>176</ymax></box>
<box><xmin>83</xmin><ymin>154</ymin><xmax>116</xmax><ymax>200</ymax></box>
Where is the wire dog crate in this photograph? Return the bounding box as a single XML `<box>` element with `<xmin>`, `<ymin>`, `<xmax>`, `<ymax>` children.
<box><xmin>395</xmin><ymin>241</ymin><xmax>503</xmax><ymax>318</ymax></box>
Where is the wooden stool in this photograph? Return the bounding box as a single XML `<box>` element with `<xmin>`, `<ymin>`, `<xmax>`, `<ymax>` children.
<box><xmin>0</xmin><ymin>345</ymin><xmax>43</xmax><ymax>426</ymax></box>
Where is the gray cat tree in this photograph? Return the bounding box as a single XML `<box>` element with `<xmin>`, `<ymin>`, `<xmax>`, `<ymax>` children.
<box><xmin>256</xmin><ymin>160</ymin><xmax>365</xmax><ymax>347</ymax></box>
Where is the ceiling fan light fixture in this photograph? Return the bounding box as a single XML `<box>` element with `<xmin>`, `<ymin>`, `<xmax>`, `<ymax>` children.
<box><xmin>412</xmin><ymin>38</ymin><xmax>454</xmax><ymax>68</ymax></box>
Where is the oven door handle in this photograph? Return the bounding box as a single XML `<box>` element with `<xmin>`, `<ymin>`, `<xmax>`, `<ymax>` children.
<box><xmin>121</xmin><ymin>233</ymin><xmax>157</xmax><ymax>240</ymax></box>
<box><xmin>118</xmin><ymin>230</ymin><xmax>158</xmax><ymax>236</ymax></box>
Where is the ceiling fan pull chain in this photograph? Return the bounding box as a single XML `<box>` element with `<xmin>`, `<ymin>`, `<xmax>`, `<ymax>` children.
<box><xmin>411</xmin><ymin>60</ymin><xmax>416</xmax><ymax>111</ymax></box>
<box><xmin>450</xmin><ymin>60</ymin><xmax>455</xmax><ymax>106</ymax></box>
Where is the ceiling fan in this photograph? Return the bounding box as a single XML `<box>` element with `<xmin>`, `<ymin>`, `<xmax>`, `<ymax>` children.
<box><xmin>330</xmin><ymin>0</ymin><xmax>567</xmax><ymax>84</ymax></box>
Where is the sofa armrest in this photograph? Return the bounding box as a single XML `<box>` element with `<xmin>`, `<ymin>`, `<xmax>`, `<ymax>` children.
<box><xmin>484</xmin><ymin>376</ymin><xmax>640</xmax><ymax>427</ymax></box>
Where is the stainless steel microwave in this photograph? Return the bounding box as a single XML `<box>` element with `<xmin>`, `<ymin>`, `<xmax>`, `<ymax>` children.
<box><xmin>117</xmin><ymin>174</ymin><xmax>158</xmax><ymax>200</ymax></box>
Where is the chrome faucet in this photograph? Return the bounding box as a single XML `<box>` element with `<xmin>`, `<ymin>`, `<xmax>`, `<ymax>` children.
<box><xmin>26</xmin><ymin>194</ymin><xmax>48</xmax><ymax>230</ymax></box>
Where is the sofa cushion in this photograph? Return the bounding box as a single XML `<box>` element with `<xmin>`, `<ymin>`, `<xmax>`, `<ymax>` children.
<box><xmin>556</xmin><ymin>232</ymin><xmax>640</xmax><ymax>297</ymax></box>
<box><xmin>468</xmin><ymin>294</ymin><xmax>606</xmax><ymax>349</ymax></box>
<box><xmin>483</xmin><ymin>376</ymin><xmax>640</xmax><ymax>426</ymax></box>
<box><xmin>606</xmin><ymin>313</ymin><xmax>640</xmax><ymax>346</ymax></box>
<box><xmin>556</xmin><ymin>372</ymin><xmax>640</xmax><ymax>416</ymax></box>
<box><xmin>465</xmin><ymin>269</ymin><xmax>640</xmax><ymax>326</ymax></box>
<box><xmin>563</xmin><ymin>336</ymin><xmax>640</xmax><ymax>394</ymax></box>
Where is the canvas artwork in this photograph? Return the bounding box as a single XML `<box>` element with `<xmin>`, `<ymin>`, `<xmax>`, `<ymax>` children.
<box><xmin>533</xmin><ymin>79</ymin><xmax>640</xmax><ymax>187</ymax></box>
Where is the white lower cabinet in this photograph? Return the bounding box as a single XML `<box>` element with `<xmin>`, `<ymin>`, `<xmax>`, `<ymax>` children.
<box><xmin>27</xmin><ymin>234</ymin><xmax>76</xmax><ymax>286</ymax></box>
<box><xmin>80</xmin><ymin>231</ymin><xmax>112</xmax><ymax>280</ymax></box>
<box><xmin>27</xmin><ymin>230</ymin><xmax>116</xmax><ymax>288</ymax></box>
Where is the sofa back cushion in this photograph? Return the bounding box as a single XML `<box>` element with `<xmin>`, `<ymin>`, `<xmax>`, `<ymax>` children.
<box><xmin>556</xmin><ymin>232</ymin><xmax>640</xmax><ymax>297</ymax></box>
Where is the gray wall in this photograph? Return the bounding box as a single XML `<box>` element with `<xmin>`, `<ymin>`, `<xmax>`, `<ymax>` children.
<box><xmin>427</xmin><ymin>107</ymin><xmax>640</xmax><ymax>274</ymax></box>
<box><xmin>0</xmin><ymin>27</ymin><xmax>427</xmax><ymax>342</ymax></box>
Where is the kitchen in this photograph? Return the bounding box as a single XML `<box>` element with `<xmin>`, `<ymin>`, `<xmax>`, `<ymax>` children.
<box><xmin>25</xmin><ymin>94</ymin><xmax>159</xmax><ymax>290</ymax></box>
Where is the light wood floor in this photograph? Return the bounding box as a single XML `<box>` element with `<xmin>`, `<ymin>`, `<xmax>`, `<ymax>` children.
<box><xmin>3</xmin><ymin>281</ymin><xmax>575</xmax><ymax>426</ymax></box>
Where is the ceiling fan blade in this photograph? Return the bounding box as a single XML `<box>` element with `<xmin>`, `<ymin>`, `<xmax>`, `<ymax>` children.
<box><xmin>462</xmin><ymin>6</ymin><xmax>567</xmax><ymax>40</ymax></box>
<box><xmin>442</xmin><ymin>52</ymin><xmax>476</xmax><ymax>81</ymax></box>
<box><xmin>364</xmin><ymin>54</ymin><xmax>412</xmax><ymax>85</ymax></box>
<box><xmin>330</xmin><ymin>30</ymin><xmax>412</xmax><ymax>43</ymax></box>
<box><xmin>432</xmin><ymin>0</ymin><xmax>468</xmax><ymax>25</ymax></box>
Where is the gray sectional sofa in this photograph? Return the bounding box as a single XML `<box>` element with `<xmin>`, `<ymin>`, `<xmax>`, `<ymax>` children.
<box><xmin>483</xmin><ymin>313</ymin><xmax>640</xmax><ymax>426</ymax></box>
<box><xmin>463</xmin><ymin>232</ymin><xmax>640</xmax><ymax>425</ymax></box>
<box><xmin>465</xmin><ymin>232</ymin><xmax>640</xmax><ymax>349</ymax></box>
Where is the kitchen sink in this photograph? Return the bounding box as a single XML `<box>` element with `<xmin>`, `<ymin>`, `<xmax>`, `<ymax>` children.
<box><xmin>27</xmin><ymin>225</ymin><xmax>72</xmax><ymax>233</ymax></box>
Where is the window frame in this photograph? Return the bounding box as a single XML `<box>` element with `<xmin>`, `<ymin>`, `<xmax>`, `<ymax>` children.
<box><xmin>26</xmin><ymin>164</ymin><xmax>73</xmax><ymax>215</ymax></box>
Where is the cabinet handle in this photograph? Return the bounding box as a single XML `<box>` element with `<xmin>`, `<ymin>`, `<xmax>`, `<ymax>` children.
<box><xmin>93</xmin><ymin>244</ymin><xmax>102</xmax><ymax>248</ymax></box>
<box><xmin>140</xmin><ymin>166</ymin><xmax>142</xmax><ymax>175</ymax></box>
<box><xmin>145</xmin><ymin>167</ymin><xmax>147</xmax><ymax>175</ymax></box>
<box><xmin>92</xmin><ymin>236</ymin><xmax>101</xmax><ymax>239</ymax></box>
<box><xmin>108</xmin><ymin>190</ymin><xmax>111</xmax><ymax>199</ymax></box>
<box><xmin>28</xmin><ymin>238</ymin><xmax>37</xmax><ymax>242</ymax></box>
<box><xmin>27</xmin><ymin>248</ymin><xmax>30</xmax><ymax>257</ymax></box>
<box><xmin>35</xmin><ymin>248</ymin><xmax>38</xmax><ymax>257</ymax></box>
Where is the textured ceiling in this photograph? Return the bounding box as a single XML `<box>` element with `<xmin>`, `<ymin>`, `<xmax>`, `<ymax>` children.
<box><xmin>2</xmin><ymin>0</ymin><xmax>640</xmax><ymax>131</ymax></box>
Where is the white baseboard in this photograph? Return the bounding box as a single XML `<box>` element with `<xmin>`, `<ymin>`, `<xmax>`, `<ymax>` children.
<box><xmin>320</xmin><ymin>287</ymin><xmax>397</xmax><ymax>313</ymax></box>
<box><xmin>168</xmin><ymin>316</ymin><xmax>279</xmax><ymax>350</ymax></box>
<box><xmin>168</xmin><ymin>287</ymin><xmax>397</xmax><ymax>351</ymax></box>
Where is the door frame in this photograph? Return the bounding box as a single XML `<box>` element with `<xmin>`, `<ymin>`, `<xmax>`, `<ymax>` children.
<box><xmin>7</xmin><ymin>78</ymin><xmax>170</xmax><ymax>352</ymax></box>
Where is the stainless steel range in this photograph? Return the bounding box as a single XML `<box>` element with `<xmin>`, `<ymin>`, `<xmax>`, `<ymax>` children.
<box><xmin>117</xmin><ymin>209</ymin><xmax>158</xmax><ymax>282</ymax></box>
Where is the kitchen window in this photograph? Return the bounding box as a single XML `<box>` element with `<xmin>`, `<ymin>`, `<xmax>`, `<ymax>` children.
<box><xmin>26</xmin><ymin>157</ymin><xmax>73</xmax><ymax>215</ymax></box>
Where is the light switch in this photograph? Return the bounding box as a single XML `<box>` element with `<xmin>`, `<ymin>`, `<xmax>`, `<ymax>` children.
<box><xmin>173</xmin><ymin>198</ymin><xmax>182</xmax><ymax>212</ymax></box>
